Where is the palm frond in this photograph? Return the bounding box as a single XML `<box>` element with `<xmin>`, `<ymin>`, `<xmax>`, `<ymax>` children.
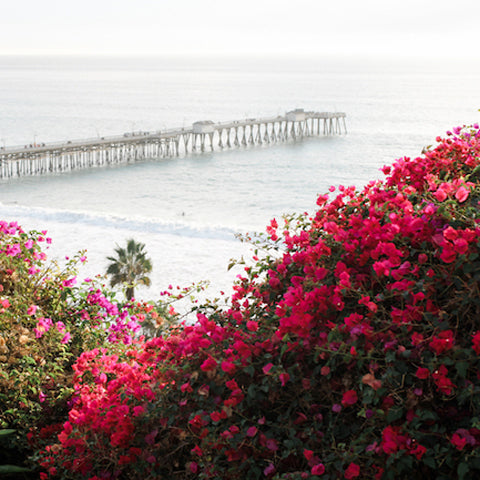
<box><xmin>105</xmin><ymin>238</ymin><xmax>153</xmax><ymax>299</ymax></box>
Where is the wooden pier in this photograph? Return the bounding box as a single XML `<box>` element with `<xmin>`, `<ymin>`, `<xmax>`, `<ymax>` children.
<box><xmin>0</xmin><ymin>109</ymin><xmax>346</xmax><ymax>179</ymax></box>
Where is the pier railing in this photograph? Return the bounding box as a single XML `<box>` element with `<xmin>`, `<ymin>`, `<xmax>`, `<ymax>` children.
<box><xmin>0</xmin><ymin>110</ymin><xmax>346</xmax><ymax>179</ymax></box>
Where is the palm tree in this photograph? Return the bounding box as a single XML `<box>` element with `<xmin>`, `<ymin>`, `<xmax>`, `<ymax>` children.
<box><xmin>106</xmin><ymin>239</ymin><xmax>152</xmax><ymax>300</ymax></box>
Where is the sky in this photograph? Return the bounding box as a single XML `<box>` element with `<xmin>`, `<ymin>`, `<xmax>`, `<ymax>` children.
<box><xmin>1</xmin><ymin>0</ymin><xmax>479</xmax><ymax>58</ymax></box>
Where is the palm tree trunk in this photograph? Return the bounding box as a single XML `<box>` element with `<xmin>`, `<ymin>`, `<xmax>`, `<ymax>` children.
<box><xmin>126</xmin><ymin>286</ymin><xmax>135</xmax><ymax>300</ymax></box>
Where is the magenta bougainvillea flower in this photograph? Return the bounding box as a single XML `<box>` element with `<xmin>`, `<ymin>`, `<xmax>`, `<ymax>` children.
<box><xmin>36</xmin><ymin>125</ymin><xmax>480</xmax><ymax>479</ymax></box>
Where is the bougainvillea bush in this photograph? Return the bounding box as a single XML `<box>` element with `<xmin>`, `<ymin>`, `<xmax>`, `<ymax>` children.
<box><xmin>0</xmin><ymin>225</ymin><xmax>172</xmax><ymax>467</ymax></box>
<box><xmin>38</xmin><ymin>124</ymin><xmax>480</xmax><ymax>479</ymax></box>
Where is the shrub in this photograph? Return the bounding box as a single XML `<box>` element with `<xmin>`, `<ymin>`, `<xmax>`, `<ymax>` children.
<box><xmin>0</xmin><ymin>226</ymin><xmax>152</xmax><ymax>463</ymax></box>
<box><xmin>41</xmin><ymin>124</ymin><xmax>480</xmax><ymax>479</ymax></box>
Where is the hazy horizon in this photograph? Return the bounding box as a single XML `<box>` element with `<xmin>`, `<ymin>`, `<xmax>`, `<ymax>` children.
<box><xmin>2</xmin><ymin>0</ymin><xmax>479</xmax><ymax>59</ymax></box>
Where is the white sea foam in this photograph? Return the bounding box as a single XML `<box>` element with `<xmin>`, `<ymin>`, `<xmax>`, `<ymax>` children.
<box><xmin>0</xmin><ymin>203</ymin><xmax>240</xmax><ymax>242</ymax></box>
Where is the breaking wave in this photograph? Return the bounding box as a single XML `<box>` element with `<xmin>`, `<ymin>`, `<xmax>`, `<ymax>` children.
<box><xmin>0</xmin><ymin>203</ymin><xmax>241</xmax><ymax>242</ymax></box>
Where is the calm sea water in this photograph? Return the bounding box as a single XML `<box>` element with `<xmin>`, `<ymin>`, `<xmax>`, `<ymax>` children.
<box><xmin>1</xmin><ymin>55</ymin><xmax>479</xmax><ymax>302</ymax></box>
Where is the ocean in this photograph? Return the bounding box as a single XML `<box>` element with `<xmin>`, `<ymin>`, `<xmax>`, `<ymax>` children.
<box><xmin>0</xmin><ymin>54</ymin><xmax>479</xmax><ymax>304</ymax></box>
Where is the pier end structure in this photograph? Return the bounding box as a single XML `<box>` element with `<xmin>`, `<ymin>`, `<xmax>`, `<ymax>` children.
<box><xmin>0</xmin><ymin>110</ymin><xmax>347</xmax><ymax>179</ymax></box>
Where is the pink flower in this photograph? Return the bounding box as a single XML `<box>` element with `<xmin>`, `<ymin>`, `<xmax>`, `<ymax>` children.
<box><xmin>263</xmin><ymin>464</ymin><xmax>275</xmax><ymax>476</ymax></box>
<box><xmin>472</xmin><ymin>331</ymin><xmax>480</xmax><ymax>354</ymax></box>
<box><xmin>321</xmin><ymin>366</ymin><xmax>331</xmax><ymax>376</ymax></box>
<box><xmin>455</xmin><ymin>186</ymin><xmax>469</xmax><ymax>203</ymax></box>
<box><xmin>304</xmin><ymin>449</ymin><xmax>314</xmax><ymax>461</ymax></box>
<box><xmin>27</xmin><ymin>305</ymin><xmax>38</xmax><ymax>316</ymax></box>
<box><xmin>432</xmin><ymin>365</ymin><xmax>455</xmax><ymax>395</ymax></box>
<box><xmin>61</xmin><ymin>332</ymin><xmax>72</xmax><ymax>344</ymax></box>
<box><xmin>358</xmin><ymin>296</ymin><xmax>377</xmax><ymax>312</ymax></box>
<box><xmin>200</xmin><ymin>356</ymin><xmax>217</xmax><ymax>372</ymax></box>
<box><xmin>341</xmin><ymin>389</ymin><xmax>358</xmax><ymax>406</ymax></box>
<box><xmin>62</xmin><ymin>277</ymin><xmax>77</xmax><ymax>287</ymax></box>
<box><xmin>56</xmin><ymin>321</ymin><xmax>66</xmax><ymax>332</ymax></box>
<box><xmin>443</xmin><ymin>226</ymin><xmax>458</xmax><ymax>241</ymax></box>
<box><xmin>312</xmin><ymin>463</ymin><xmax>325</xmax><ymax>475</ymax></box>
<box><xmin>344</xmin><ymin>462</ymin><xmax>360</xmax><ymax>479</ymax></box>
<box><xmin>34</xmin><ymin>317</ymin><xmax>53</xmax><ymax>338</ymax></box>
<box><xmin>221</xmin><ymin>360</ymin><xmax>236</xmax><ymax>374</ymax></box>
<box><xmin>6</xmin><ymin>244</ymin><xmax>21</xmax><ymax>257</ymax></box>
<box><xmin>440</xmin><ymin>247</ymin><xmax>456</xmax><ymax>263</ymax></box>
<box><xmin>191</xmin><ymin>445</ymin><xmax>203</xmax><ymax>456</ymax></box>
<box><xmin>418</xmin><ymin>253</ymin><xmax>428</xmax><ymax>264</ymax></box>
<box><xmin>451</xmin><ymin>433</ymin><xmax>467</xmax><ymax>450</ymax></box>
<box><xmin>210</xmin><ymin>411</ymin><xmax>227</xmax><ymax>422</ymax></box>
<box><xmin>410</xmin><ymin>444</ymin><xmax>427</xmax><ymax>459</ymax></box>
<box><xmin>279</xmin><ymin>372</ymin><xmax>290</xmax><ymax>386</ymax></box>
<box><xmin>144</xmin><ymin>429</ymin><xmax>158</xmax><ymax>445</ymax></box>
<box><xmin>262</xmin><ymin>363</ymin><xmax>274</xmax><ymax>375</ymax></box>
<box><xmin>416</xmin><ymin>367</ymin><xmax>430</xmax><ymax>379</ymax></box>
<box><xmin>246</xmin><ymin>426</ymin><xmax>257</xmax><ymax>437</ymax></box>
<box><xmin>132</xmin><ymin>406</ymin><xmax>145</xmax><ymax>417</ymax></box>
<box><xmin>411</xmin><ymin>332</ymin><xmax>424</xmax><ymax>346</ymax></box>
<box><xmin>429</xmin><ymin>330</ymin><xmax>455</xmax><ymax>355</ymax></box>
<box><xmin>454</xmin><ymin>237</ymin><xmax>469</xmax><ymax>255</ymax></box>
<box><xmin>225</xmin><ymin>379</ymin><xmax>239</xmax><ymax>390</ymax></box>
<box><xmin>246</xmin><ymin>320</ymin><xmax>258</xmax><ymax>331</ymax></box>
<box><xmin>434</xmin><ymin>188</ymin><xmax>448</xmax><ymax>202</ymax></box>
<box><xmin>265</xmin><ymin>438</ymin><xmax>279</xmax><ymax>451</ymax></box>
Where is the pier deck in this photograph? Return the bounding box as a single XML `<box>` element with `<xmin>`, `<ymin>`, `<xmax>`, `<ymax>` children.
<box><xmin>0</xmin><ymin>109</ymin><xmax>346</xmax><ymax>179</ymax></box>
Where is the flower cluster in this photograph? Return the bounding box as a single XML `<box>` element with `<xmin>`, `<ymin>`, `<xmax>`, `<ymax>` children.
<box><xmin>36</xmin><ymin>124</ymin><xmax>480</xmax><ymax>479</ymax></box>
<box><xmin>0</xmin><ymin>225</ymin><xmax>150</xmax><ymax>465</ymax></box>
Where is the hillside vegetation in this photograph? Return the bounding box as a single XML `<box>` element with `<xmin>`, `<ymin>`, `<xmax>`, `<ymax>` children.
<box><xmin>3</xmin><ymin>124</ymin><xmax>480</xmax><ymax>479</ymax></box>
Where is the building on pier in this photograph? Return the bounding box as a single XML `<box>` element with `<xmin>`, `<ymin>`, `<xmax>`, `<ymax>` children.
<box><xmin>192</xmin><ymin>121</ymin><xmax>215</xmax><ymax>134</ymax></box>
<box><xmin>286</xmin><ymin>108</ymin><xmax>306</xmax><ymax>122</ymax></box>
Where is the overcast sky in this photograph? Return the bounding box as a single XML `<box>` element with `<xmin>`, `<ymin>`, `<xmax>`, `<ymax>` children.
<box><xmin>1</xmin><ymin>0</ymin><xmax>479</xmax><ymax>58</ymax></box>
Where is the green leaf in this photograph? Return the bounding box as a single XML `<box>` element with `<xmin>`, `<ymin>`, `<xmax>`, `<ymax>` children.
<box><xmin>247</xmin><ymin>384</ymin><xmax>256</xmax><ymax>400</ymax></box>
<box><xmin>361</xmin><ymin>388</ymin><xmax>375</xmax><ymax>404</ymax></box>
<box><xmin>397</xmin><ymin>455</ymin><xmax>414</xmax><ymax>471</ymax></box>
<box><xmin>458</xmin><ymin>462</ymin><xmax>469</xmax><ymax>480</ymax></box>
<box><xmin>463</xmin><ymin>262</ymin><xmax>474</xmax><ymax>274</ymax></box>
<box><xmin>385</xmin><ymin>350</ymin><xmax>396</xmax><ymax>363</ymax></box>
<box><xmin>386</xmin><ymin>407</ymin><xmax>404</xmax><ymax>423</ymax></box>
<box><xmin>0</xmin><ymin>429</ymin><xmax>16</xmax><ymax>436</ymax></box>
<box><xmin>442</xmin><ymin>356</ymin><xmax>454</xmax><ymax>366</ymax></box>
<box><xmin>280</xmin><ymin>342</ymin><xmax>290</xmax><ymax>357</ymax></box>
<box><xmin>417</xmin><ymin>409</ymin><xmax>438</xmax><ymax>422</ymax></box>
<box><xmin>22</xmin><ymin>356</ymin><xmax>36</xmax><ymax>365</ymax></box>
<box><xmin>422</xmin><ymin>455</ymin><xmax>436</xmax><ymax>469</ymax></box>
<box><xmin>0</xmin><ymin>465</ymin><xmax>32</xmax><ymax>473</ymax></box>
<box><xmin>456</xmin><ymin>361</ymin><xmax>469</xmax><ymax>379</ymax></box>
